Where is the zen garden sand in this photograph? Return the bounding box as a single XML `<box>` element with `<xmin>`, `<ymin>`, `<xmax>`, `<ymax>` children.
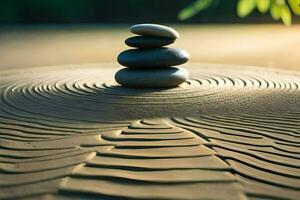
<box><xmin>0</xmin><ymin>24</ymin><xmax>299</xmax><ymax>200</ymax></box>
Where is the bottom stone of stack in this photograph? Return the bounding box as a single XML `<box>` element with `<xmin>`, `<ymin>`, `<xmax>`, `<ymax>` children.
<box><xmin>115</xmin><ymin>67</ymin><xmax>189</xmax><ymax>88</ymax></box>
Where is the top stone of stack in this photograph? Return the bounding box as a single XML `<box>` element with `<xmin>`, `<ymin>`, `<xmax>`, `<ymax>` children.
<box><xmin>130</xmin><ymin>24</ymin><xmax>180</xmax><ymax>39</ymax></box>
<box><xmin>124</xmin><ymin>24</ymin><xmax>179</xmax><ymax>49</ymax></box>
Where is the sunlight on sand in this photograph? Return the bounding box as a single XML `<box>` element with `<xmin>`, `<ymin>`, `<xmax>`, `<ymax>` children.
<box><xmin>0</xmin><ymin>24</ymin><xmax>299</xmax><ymax>70</ymax></box>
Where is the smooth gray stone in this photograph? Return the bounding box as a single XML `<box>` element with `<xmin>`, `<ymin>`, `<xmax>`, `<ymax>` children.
<box><xmin>117</xmin><ymin>48</ymin><xmax>189</xmax><ymax>68</ymax></box>
<box><xmin>130</xmin><ymin>24</ymin><xmax>179</xmax><ymax>39</ymax></box>
<box><xmin>115</xmin><ymin>67</ymin><xmax>189</xmax><ymax>88</ymax></box>
<box><xmin>125</xmin><ymin>36</ymin><xmax>175</xmax><ymax>48</ymax></box>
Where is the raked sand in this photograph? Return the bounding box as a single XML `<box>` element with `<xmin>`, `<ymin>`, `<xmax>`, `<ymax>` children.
<box><xmin>0</xmin><ymin>63</ymin><xmax>299</xmax><ymax>199</ymax></box>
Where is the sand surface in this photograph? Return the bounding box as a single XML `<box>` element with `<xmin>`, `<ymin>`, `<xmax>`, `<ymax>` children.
<box><xmin>0</xmin><ymin>63</ymin><xmax>299</xmax><ymax>199</ymax></box>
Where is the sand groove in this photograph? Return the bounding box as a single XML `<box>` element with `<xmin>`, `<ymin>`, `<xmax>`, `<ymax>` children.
<box><xmin>0</xmin><ymin>64</ymin><xmax>299</xmax><ymax>199</ymax></box>
<box><xmin>60</xmin><ymin>119</ymin><xmax>244</xmax><ymax>200</ymax></box>
<box><xmin>171</xmin><ymin>115</ymin><xmax>300</xmax><ymax>199</ymax></box>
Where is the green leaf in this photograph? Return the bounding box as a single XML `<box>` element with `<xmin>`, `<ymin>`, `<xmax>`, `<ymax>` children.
<box><xmin>257</xmin><ymin>0</ymin><xmax>270</xmax><ymax>13</ymax></box>
<box><xmin>237</xmin><ymin>0</ymin><xmax>256</xmax><ymax>17</ymax></box>
<box><xmin>280</xmin><ymin>4</ymin><xmax>292</xmax><ymax>25</ymax></box>
<box><xmin>288</xmin><ymin>0</ymin><xmax>300</xmax><ymax>15</ymax></box>
<box><xmin>178</xmin><ymin>0</ymin><xmax>215</xmax><ymax>20</ymax></box>
<box><xmin>270</xmin><ymin>2</ymin><xmax>281</xmax><ymax>20</ymax></box>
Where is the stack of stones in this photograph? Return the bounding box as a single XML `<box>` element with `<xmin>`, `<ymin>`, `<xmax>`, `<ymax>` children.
<box><xmin>115</xmin><ymin>24</ymin><xmax>190</xmax><ymax>88</ymax></box>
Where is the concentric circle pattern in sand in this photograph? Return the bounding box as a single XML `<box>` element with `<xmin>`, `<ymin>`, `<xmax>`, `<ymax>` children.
<box><xmin>0</xmin><ymin>63</ymin><xmax>299</xmax><ymax>200</ymax></box>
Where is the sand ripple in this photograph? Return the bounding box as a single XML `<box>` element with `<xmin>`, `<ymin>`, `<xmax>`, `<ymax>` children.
<box><xmin>0</xmin><ymin>64</ymin><xmax>299</xmax><ymax>199</ymax></box>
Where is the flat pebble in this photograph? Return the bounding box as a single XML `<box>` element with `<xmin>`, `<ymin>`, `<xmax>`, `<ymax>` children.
<box><xmin>130</xmin><ymin>24</ymin><xmax>179</xmax><ymax>39</ymax></box>
<box><xmin>117</xmin><ymin>48</ymin><xmax>189</xmax><ymax>68</ymax></box>
<box><xmin>115</xmin><ymin>67</ymin><xmax>189</xmax><ymax>88</ymax></box>
<box><xmin>125</xmin><ymin>36</ymin><xmax>175</xmax><ymax>48</ymax></box>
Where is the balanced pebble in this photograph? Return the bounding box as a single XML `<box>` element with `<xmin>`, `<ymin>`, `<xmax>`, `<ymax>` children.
<box><xmin>115</xmin><ymin>67</ymin><xmax>189</xmax><ymax>88</ymax></box>
<box><xmin>130</xmin><ymin>24</ymin><xmax>179</xmax><ymax>39</ymax></box>
<box><xmin>125</xmin><ymin>36</ymin><xmax>175</xmax><ymax>48</ymax></box>
<box><xmin>117</xmin><ymin>48</ymin><xmax>189</xmax><ymax>68</ymax></box>
<box><xmin>115</xmin><ymin>23</ymin><xmax>189</xmax><ymax>88</ymax></box>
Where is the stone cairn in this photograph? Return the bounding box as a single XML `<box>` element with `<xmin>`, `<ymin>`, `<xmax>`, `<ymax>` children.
<box><xmin>115</xmin><ymin>24</ymin><xmax>190</xmax><ymax>88</ymax></box>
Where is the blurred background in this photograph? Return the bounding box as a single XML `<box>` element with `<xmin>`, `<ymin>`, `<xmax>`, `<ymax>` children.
<box><xmin>0</xmin><ymin>0</ymin><xmax>299</xmax><ymax>70</ymax></box>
